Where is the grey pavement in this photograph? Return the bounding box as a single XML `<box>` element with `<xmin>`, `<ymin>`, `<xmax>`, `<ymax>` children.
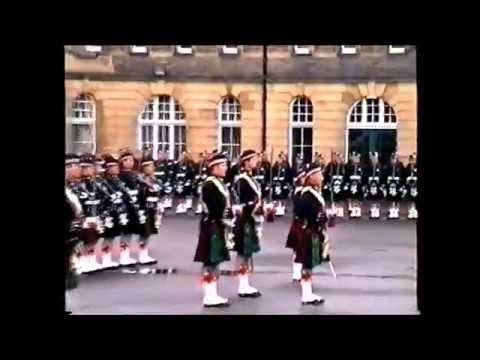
<box><xmin>68</xmin><ymin>210</ymin><xmax>418</xmax><ymax>315</ymax></box>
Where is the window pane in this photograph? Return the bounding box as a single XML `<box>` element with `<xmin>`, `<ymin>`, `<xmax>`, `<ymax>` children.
<box><xmin>222</xmin><ymin>127</ymin><xmax>232</xmax><ymax>144</ymax></box>
<box><xmin>303</xmin><ymin>128</ymin><xmax>312</xmax><ymax>145</ymax></box>
<box><xmin>72</xmin><ymin>124</ymin><xmax>92</xmax><ymax>142</ymax></box>
<box><xmin>302</xmin><ymin>146</ymin><xmax>313</xmax><ymax>163</ymax></box>
<box><xmin>293</xmin><ymin>114</ymin><xmax>298</xmax><ymax>122</ymax></box>
<box><xmin>292</xmin><ymin>128</ymin><xmax>301</xmax><ymax>146</ymax></box>
<box><xmin>232</xmin><ymin>127</ymin><xmax>241</xmax><ymax>146</ymax></box>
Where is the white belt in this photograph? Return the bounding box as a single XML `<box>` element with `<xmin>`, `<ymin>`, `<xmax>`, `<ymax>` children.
<box><xmin>113</xmin><ymin>199</ymin><xmax>123</xmax><ymax>204</ymax></box>
<box><xmin>129</xmin><ymin>190</ymin><xmax>139</xmax><ymax>195</ymax></box>
<box><xmin>147</xmin><ymin>197</ymin><xmax>159</xmax><ymax>202</ymax></box>
<box><xmin>350</xmin><ymin>176</ymin><xmax>361</xmax><ymax>180</ymax></box>
<box><xmin>84</xmin><ymin>200</ymin><xmax>100</xmax><ymax>205</ymax></box>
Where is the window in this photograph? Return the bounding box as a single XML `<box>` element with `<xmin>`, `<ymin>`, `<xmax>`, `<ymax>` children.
<box><xmin>218</xmin><ymin>96</ymin><xmax>241</xmax><ymax>161</ymax></box>
<box><xmin>85</xmin><ymin>45</ymin><xmax>102</xmax><ymax>53</ymax></box>
<box><xmin>222</xmin><ymin>45</ymin><xmax>239</xmax><ymax>54</ymax></box>
<box><xmin>294</xmin><ymin>45</ymin><xmax>312</xmax><ymax>55</ymax></box>
<box><xmin>340</xmin><ymin>45</ymin><xmax>357</xmax><ymax>55</ymax></box>
<box><xmin>130</xmin><ymin>45</ymin><xmax>149</xmax><ymax>54</ymax></box>
<box><xmin>388</xmin><ymin>45</ymin><xmax>406</xmax><ymax>54</ymax></box>
<box><xmin>347</xmin><ymin>98</ymin><xmax>397</xmax><ymax>129</ymax></box>
<box><xmin>138</xmin><ymin>95</ymin><xmax>187</xmax><ymax>160</ymax></box>
<box><xmin>176</xmin><ymin>45</ymin><xmax>193</xmax><ymax>55</ymax></box>
<box><xmin>289</xmin><ymin>96</ymin><xmax>313</xmax><ymax>163</ymax></box>
<box><xmin>67</xmin><ymin>94</ymin><xmax>96</xmax><ymax>154</ymax></box>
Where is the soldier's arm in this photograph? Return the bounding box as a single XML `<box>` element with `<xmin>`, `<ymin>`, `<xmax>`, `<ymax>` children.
<box><xmin>201</xmin><ymin>182</ymin><xmax>225</xmax><ymax>220</ymax></box>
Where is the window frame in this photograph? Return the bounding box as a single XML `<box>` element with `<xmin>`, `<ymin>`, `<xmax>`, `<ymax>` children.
<box><xmin>67</xmin><ymin>94</ymin><xmax>96</xmax><ymax>154</ymax></box>
<box><xmin>293</xmin><ymin>45</ymin><xmax>312</xmax><ymax>55</ymax></box>
<box><xmin>176</xmin><ymin>45</ymin><xmax>193</xmax><ymax>55</ymax></box>
<box><xmin>85</xmin><ymin>45</ymin><xmax>102</xmax><ymax>53</ymax></box>
<box><xmin>340</xmin><ymin>45</ymin><xmax>357</xmax><ymax>55</ymax></box>
<box><xmin>288</xmin><ymin>96</ymin><xmax>314</xmax><ymax>164</ymax></box>
<box><xmin>345</xmin><ymin>98</ymin><xmax>398</xmax><ymax>158</ymax></box>
<box><xmin>218</xmin><ymin>96</ymin><xmax>242</xmax><ymax>161</ymax></box>
<box><xmin>388</xmin><ymin>45</ymin><xmax>406</xmax><ymax>54</ymax></box>
<box><xmin>137</xmin><ymin>95</ymin><xmax>187</xmax><ymax>160</ymax></box>
<box><xmin>222</xmin><ymin>45</ymin><xmax>239</xmax><ymax>55</ymax></box>
<box><xmin>129</xmin><ymin>45</ymin><xmax>149</xmax><ymax>54</ymax></box>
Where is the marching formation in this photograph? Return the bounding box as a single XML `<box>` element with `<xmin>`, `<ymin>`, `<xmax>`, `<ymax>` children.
<box><xmin>65</xmin><ymin>146</ymin><xmax>418</xmax><ymax>310</ymax></box>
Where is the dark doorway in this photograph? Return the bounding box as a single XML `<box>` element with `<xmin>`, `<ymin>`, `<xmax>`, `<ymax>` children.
<box><xmin>348</xmin><ymin>129</ymin><xmax>397</xmax><ymax>165</ymax></box>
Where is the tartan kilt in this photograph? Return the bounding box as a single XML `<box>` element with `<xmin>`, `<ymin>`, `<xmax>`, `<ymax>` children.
<box><xmin>194</xmin><ymin>220</ymin><xmax>230</xmax><ymax>265</ymax></box>
<box><xmin>79</xmin><ymin>227</ymin><xmax>99</xmax><ymax>246</ymax></box>
<box><xmin>232</xmin><ymin>213</ymin><xmax>261</xmax><ymax>257</ymax></box>
<box><xmin>294</xmin><ymin>227</ymin><xmax>325</xmax><ymax>269</ymax></box>
<box><xmin>286</xmin><ymin>218</ymin><xmax>303</xmax><ymax>250</ymax></box>
<box><xmin>103</xmin><ymin>212</ymin><xmax>129</xmax><ymax>239</ymax></box>
<box><xmin>138</xmin><ymin>209</ymin><xmax>159</xmax><ymax>238</ymax></box>
<box><xmin>124</xmin><ymin>205</ymin><xmax>141</xmax><ymax>234</ymax></box>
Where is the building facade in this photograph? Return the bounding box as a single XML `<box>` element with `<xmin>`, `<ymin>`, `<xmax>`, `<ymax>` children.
<box><xmin>65</xmin><ymin>45</ymin><xmax>417</xmax><ymax>164</ymax></box>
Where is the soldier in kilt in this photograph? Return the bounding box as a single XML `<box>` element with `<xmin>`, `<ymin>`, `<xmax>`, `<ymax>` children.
<box><xmin>286</xmin><ymin>164</ymin><xmax>309</xmax><ymax>282</ymax></box>
<box><xmin>65</xmin><ymin>154</ymin><xmax>85</xmax><ymax>274</ymax></box>
<box><xmin>345</xmin><ymin>151</ymin><xmax>364</xmax><ymax>218</ymax></box>
<box><xmin>99</xmin><ymin>154</ymin><xmax>133</xmax><ymax>269</ymax></box>
<box><xmin>384</xmin><ymin>152</ymin><xmax>404</xmax><ymax>219</ymax></box>
<box><xmin>76</xmin><ymin>154</ymin><xmax>110</xmax><ymax>273</ymax></box>
<box><xmin>296</xmin><ymin>164</ymin><xmax>330</xmax><ymax>305</ymax></box>
<box><xmin>136</xmin><ymin>156</ymin><xmax>162</xmax><ymax>265</ymax></box>
<box><xmin>231</xmin><ymin>149</ymin><xmax>263</xmax><ymax>298</ymax></box>
<box><xmin>403</xmin><ymin>153</ymin><xmax>418</xmax><ymax>219</ymax></box>
<box><xmin>118</xmin><ymin>150</ymin><xmax>141</xmax><ymax>266</ymax></box>
<box><xmin>364</xmin><ymin>152</ymin><xmax>385</xmax><ymax>218</ymax></box>
<box><xmin>193</xmin><ymin>153</ymin><xmax>232</xmax><ymax>307</ymax></box>
<box><xmin>65</xmin><ymin>185</ymin><xmax>83</xmax><ymax>313</ymax></box>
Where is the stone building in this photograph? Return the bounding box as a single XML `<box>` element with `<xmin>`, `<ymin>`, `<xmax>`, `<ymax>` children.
<box><xmin>65</xmin><ymin>45</ymin><xmax>416</xmax><ymax>164</ymax></box>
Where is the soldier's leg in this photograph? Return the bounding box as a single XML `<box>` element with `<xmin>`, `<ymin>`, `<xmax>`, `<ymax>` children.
<box><xmin>138</xmin><ymin>234</ymin><xmax>157</xmax><ymax>264</ymax></box>
<box><xmin>236</xmin><ymin>255</ymin><xmax>261</xmax><ymax>297</ymax></box>
<box><xmin>292</xmin><ymin>251</ymin><xmax>302</xmax><ymax>282</ymax></box>
<box><xmin>101</xmin><ymin>236</ymin><xmax>119</xmax><ymax>269</ymax></box>
<box><xmin>201</xmin><ymin>264</ymin><xmax>229</xmax><ymax>307</ymax></box>
<box><xmin>300</xmin><ymin>268</ymin><xmax>324</xmax><ymax>305</ymax></box>
<box><xmin>119</xmin><ymin>233</ymin><xmax>137</xmax><ymax>266</ymax></box>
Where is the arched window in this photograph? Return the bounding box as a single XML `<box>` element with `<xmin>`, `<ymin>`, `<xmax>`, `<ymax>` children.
<box><xmin>67</xmin><ymin>94</ymin><xmax>96</xmax><ymax>154</ymax></box>
<box><xmin>218</xmin><ymin>96</ymin><xmax>241</xmax><ymax>160</ymax></box>
<box><xmin>348</xmin><ymin>98</ymin><xmax>397</xmax><ymax>128</ymax></box>
<box><xmin>138</xmin><ymin>95</ymin><xmax>186</xmax><ymax>160</ymax></box>
<box><xmin>289</xmin><ymin>96</ymin><xmax>313</xmax><ymax>164</ymax></box>
<box><xmin>346</xmin><ymin>98</ymin><xmax>398</xmax><ymax>164</ymax></box>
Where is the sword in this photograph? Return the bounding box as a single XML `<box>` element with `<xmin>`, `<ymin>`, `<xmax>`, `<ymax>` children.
<box><xmin>328</xmin><ymin>261</ymin><xmax>337</xmax><ymax>279</ymax></box>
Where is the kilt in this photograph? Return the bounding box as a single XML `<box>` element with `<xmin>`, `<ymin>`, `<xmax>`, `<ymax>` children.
<box><xmin>294</xmin><ymin>227</ymin><xmax>326</xmax><ymax>270</ymax></box>
<box><xmin>286</xmin><ymin>217</ymin><xmax>303</xmax><ymax>250</ymax></box>
<box><xmin>194</xmin><ymin>220</ymin><xmax>230</xmax><ymax>265</ymax></box>
<box><xmin>125</xmin><ymin>205</ymin><xmax>141</xmax><ymax>235</ymax></box>
<box><xmin>79</xmin><ymin>227</ymin><xmax>99</xmax><ymax>247</ymax></box>
<box><xmin>232</xmin><ymin>213</ymin><xmax>261</xmax><ymax>257</ymax></box>
<box><xmin>138</xmin><ymin>208</ymin><xmax>159</xmax><ymax>238</ymax></box>
<box><xmin>103</xmin><ymin>212</ymin><xmax>129</xmax><ymax>239</ymax></box>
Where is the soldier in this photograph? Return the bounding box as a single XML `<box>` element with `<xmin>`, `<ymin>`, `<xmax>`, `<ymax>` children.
<box><xmin>194</xmin><ymin>152</ymin><xmax>209</xmax><ymax>214</ymax></box>
<box><xmin>323</xmin><ymin>151</ymin><xmax>346</xmax><ymax>218</ymax></box>
<box><xmin>271</xmin><ymin>152</ymin><xmax>290</xmax><ymax>216</ymax></box>
<box><xmin>173</xmin><ymin>151</ymin><xmax>191</xmax><ymax>214</ymax></box>
<box><xmin>136</xmin><ymin>155</ymin><xmax>162</xmax><ymax>265</ymax></box>
<box><xmin>286</xmin><ymin>164</ymin><xmax>308</xmax><ymax>282</ymax></box>
<box><xmin>404</xmin><ymin>153</ymin><xmax>418</xmax><ymax>219</ymax></box>
<box><xmin>76</xmin><ymin>154</ymin><xmax>110</xmax><ymax>273</ymax></box>
<box><xmin>345</xmin><ymin>152</ymin><xmax>364</xmax><ymax>218</ymax></box>
<box><xmin>118</xmin><ymin>150</ymin><xmax>141</xmax><ymax>266</ymax></box>
<box><xmin>254</xmin><ymin>151</ymin><xmax>271</xmax><ymax>200</ymax></box>
<box><xmin>155</xmin><ymin>150</ymin><xmax>174</xmax><ymax>210</ymax></box>
<box><xmin>231</xmin><ymin>149</ymin><xmax>263</xmax><ymax>298</ymax></box>
<box><xmin>65</xmin><ymin>153</ymin><xmax>85</xmax><ymax>273</ymax></box>
<box><xmin>65</xmin><ymin>184</ymin><xmax>83</xmax><ymax>314</ymax></box>
<box><xmin>193</xmin><ymin>153</ymin><xmax>232</xmax><ymax>307</ymax></box>
<box><xmin>364</xmin><ymin>152</ymin><xmax>384</xmax><ymax>219</ymax></box>
<box><xmin>384</xmin><ymin>152</ymin><xmax>404</xmax><ymax>219</ymax></box>
<box><xmin>99</xmin><ymin>154</ymin><xmax>133</xmax><ymax>270</ymax></box>
<box><xmin>296</xmin><ymin>163</ymin><xmax>330</xmax><ymax>305</ymax></box>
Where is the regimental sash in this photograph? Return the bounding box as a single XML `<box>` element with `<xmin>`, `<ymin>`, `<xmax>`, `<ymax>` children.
<box><xmin>302</xmin><ymin>186</ymin><xmax>326</xmax><ymax>207</ymax></box>
<box><xmin>234</xmin><ymin>172</ymin><xmax>262</xmax><ymax>199</ymax></box>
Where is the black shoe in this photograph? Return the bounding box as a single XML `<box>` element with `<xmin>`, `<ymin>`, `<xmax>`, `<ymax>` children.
<box><xmin>302</xmin><ymin>298</ymin><xmax>325</xmax><ymax>306</ymax></box>
<box><xmin>238</xmin><ymin>292</ymin><xmax>261</xmax><ymax>298</ymax></box>
<box><xmin>204</xmin><ymin>302</ymin><xmax>230</xmax><ymax>308</ymax></box>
